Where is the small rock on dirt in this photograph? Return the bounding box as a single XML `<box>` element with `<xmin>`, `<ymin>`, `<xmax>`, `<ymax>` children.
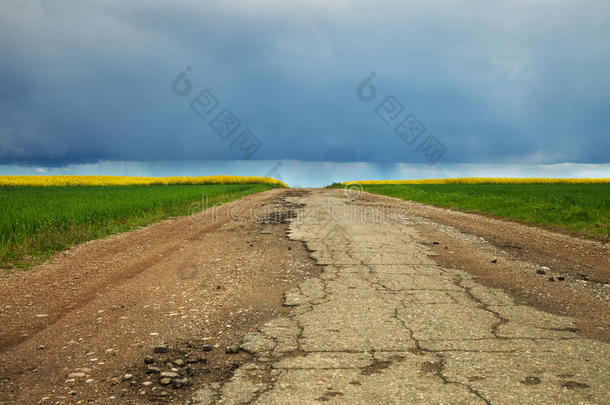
<box><xmin>146</xmin><ymin>366</ymin><xmax>161</xmax><ymax>374</ymax></box>
<box><xmin>68</xmin><ymin>372</ymin><xmax>86</xmax><ymax>378</ymax></box>
<box><xmin>160</xmin><ymin>371</ymin><xmax>179</xmax><ymax>379</ymax></box>
<box><xmin>562</xmin><ymin>381</ymin><xmax>590</xmax><ymax>389</ymax></box>
<box><xmin>225</xmin><ymin>345</ymin><xmax>240</xmax><ymax>354</ymax></box>
<box><xmin>185</xmin><ymin>357</ymin><xmax>205</xmax><ymax>364</ymax></box>
<box><xmin>521</xmin><ymin>376</ymin><xmax>541</xmax><ymax>385</ymax></box>
<box><xmin>173</xmin><ymin>378</ymin><xmax>190</xmax><ymax>389</ymax></box>
<box><xmin>153</xmin><ymin>344</ymin><xmax>169</xmax><ymax>353</ymax></box>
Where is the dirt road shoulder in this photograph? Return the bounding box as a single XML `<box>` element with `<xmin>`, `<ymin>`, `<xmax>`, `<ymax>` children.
<box><xmin>0</xmin><ymin>189</ymin><xmax>320</xmax><ymax>403</ymax></box>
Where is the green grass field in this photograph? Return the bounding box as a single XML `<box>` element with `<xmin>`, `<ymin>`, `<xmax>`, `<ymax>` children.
<box><xmin>0</xmin><ymin>184</ymin><xmax>275</xmax><ymax>267</ymax></box>
<box><xmin>343</xmin><ymin>184</ymin><xmax>610</xmax><ymax>239</ymax></box>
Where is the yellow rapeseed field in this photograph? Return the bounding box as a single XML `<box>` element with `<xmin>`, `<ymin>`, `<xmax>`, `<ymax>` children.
<box><xmin>341</xmin><ymin>178</ymin><xmax>610</xmax><ymax>185</ymax></box>
<box><xmin>0</xmin><ymin>175</ymin><xmax>288</xmax><ymax>188</ymax></box>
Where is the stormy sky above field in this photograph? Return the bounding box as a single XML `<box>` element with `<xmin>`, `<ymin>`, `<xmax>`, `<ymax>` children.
<box><xmin>1</xmin><ymin>0</ymin><xmax>609</xmax><ymax>184</ymax></box>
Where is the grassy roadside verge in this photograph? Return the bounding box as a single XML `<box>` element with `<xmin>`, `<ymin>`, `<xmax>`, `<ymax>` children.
<box><xmin>333</xmin><ymin>183</ymin><xmax>610</xmax><ymax>240</ymax></box>
<box><xmin>1</xmin><ymin>184</ymin><xmax>276</xmax><ymax>268</ymax></box>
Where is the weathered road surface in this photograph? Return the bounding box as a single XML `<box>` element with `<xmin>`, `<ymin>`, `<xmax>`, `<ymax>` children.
<box><xmin>190</xmin><ymin>189</ymin><xmax>609</xmax><ymax>404</ymax></box>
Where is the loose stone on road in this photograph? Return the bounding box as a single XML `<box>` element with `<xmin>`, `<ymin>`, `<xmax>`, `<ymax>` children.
<box><xmin>190</xmin><ymin>189</ymin><xmax>609</xmax><ymax>404</ymax></box>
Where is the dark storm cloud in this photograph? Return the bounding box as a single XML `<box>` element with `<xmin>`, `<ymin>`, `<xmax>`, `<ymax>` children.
<box><xmin>1</xmin><ymin>0</ymin><xmax>609</xmax><ymax>166</ymax></box>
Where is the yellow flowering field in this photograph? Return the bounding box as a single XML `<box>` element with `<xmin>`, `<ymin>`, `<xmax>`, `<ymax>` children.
<box><xmin>341</xmin><ymin>177</ymin><xmax>610</xmax><ymax>186</ymax></box>
<box><xmin>0</xmin><ymin>175</ymin><xmax>287</xmax><ymax>188</ymax></box>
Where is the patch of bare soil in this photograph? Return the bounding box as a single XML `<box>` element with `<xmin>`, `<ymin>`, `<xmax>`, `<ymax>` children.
<box><xmin>362</xmin><ymin>192</ymin><xmax>610</xmax><ymax>342</ymax></box>
<box><xmin>0</xmin><ymin>189</ymin><xmax>320</xmax><ymax>404</ymax></box>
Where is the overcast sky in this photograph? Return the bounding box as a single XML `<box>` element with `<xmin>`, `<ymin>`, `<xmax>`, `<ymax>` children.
<box><xmin>1</xmin><ymin>0</ymin><xmax>609</xmax><ymax>176</ymax></box>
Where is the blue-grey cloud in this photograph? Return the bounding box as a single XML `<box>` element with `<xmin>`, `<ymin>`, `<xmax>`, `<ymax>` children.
<box><xmin>1</xmin><ymin>0</ymin><xmax>609</xmax><ymax>166</ymax></box>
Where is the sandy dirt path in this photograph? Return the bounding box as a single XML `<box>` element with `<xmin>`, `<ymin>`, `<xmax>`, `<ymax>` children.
<box><xmin>188</xmin><ymin>189</ymin><xmax>609</xmax><ymax>404</ymax></box>
<box><xmin>0</xmin><ymin>189</ymin><xmax>321</xmax><ymax>403</ymax></box>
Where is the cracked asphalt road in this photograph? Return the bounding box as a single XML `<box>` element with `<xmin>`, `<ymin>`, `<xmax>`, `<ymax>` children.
<box><xmin>189</xmin><ymin>189</ymin><xmax>609</xmax><ymax>404</ymax></box>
